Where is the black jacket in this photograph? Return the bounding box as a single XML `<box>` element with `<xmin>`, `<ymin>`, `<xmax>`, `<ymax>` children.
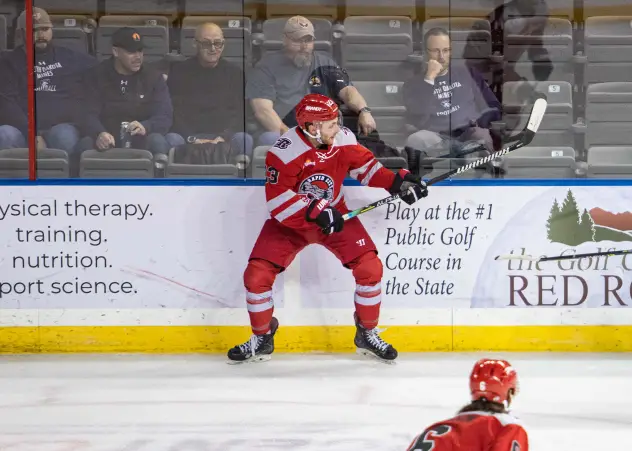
<box><xmin>167</xmin><ymin>57</ymin><xmax>246</xmax><ymax>138</ymax></box>
<box><xmin>0</xmin><ymin>45</ymin><xmax>95</xmax><ymax>135</ymax></box>
<box><xmin>79</xmin><ymin>58</ymin><xmax>173</xmax><ymax>139</ymax></box>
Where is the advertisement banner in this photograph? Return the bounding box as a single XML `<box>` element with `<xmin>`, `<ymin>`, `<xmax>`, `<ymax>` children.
<box><xmin>0</xmin><ymin>185</ymin><xmax>631</xmax><ymax>312</ymax></box>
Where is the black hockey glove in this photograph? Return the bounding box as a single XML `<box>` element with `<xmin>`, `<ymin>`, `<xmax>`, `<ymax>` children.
<box><xmin>305</xmin><ymin>198</ymin><xmax>344</xmax><ymax>235</ymax></box>
<box><xmin>389</xmin><ymin>170</ymin><xmax>428</xmax><ymax>205</ymax></box>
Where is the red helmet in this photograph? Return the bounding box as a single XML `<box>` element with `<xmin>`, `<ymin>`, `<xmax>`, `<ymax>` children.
<box><xmin>295</xmin><ymin>93</ymin><xmax>339</xmax><ymax>130</ymax></box>
<box><xmin>469</xmin><ymin>359</ymin><xmax>518</xmax><ymax>405</ymax></box>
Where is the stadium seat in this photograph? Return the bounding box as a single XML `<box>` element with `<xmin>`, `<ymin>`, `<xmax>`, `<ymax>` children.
<box><xmin>503</xmin><ymin>17</ymin><xmax>575</xmax><ymax>84</ymax></box>
<box><xmin>352</xmin><ymin>81</ymin><xmax>407</xmax><ymax>148</ymax></box>
<box><xmin>185</xmin><ymin>0</ymin><xmax>258</xmax><ymax>20</ymax></box>
<box><xmin>502</xmin><ymin>81</ymin><xmax>574</xmax><ymax>148</ymax></box>
<box><xmin>341</xmin><ymin>16</ymin><xmax>414</xmax><ymax>81</ymax></box>
<box><xmin>104</xmin><ymin>0</ymin><xmax>178</xmax><ymax>17</ymax></box>
<box><xmin>584</xmin><ymin>17</ymin><xmax>632</xmax><ymax>85</ymax></box>
<box><xmin>418</xmin><ymin>157</ymin><xmax>493</xmax><ymax>180</ymax></box>
<box><xmin>583</xmin><ymin>0</ymin><xmax>632</xmax><ymax>21</ymax></box>
<box><xmin>587</xmin><ymin>147</ymin><xmax>632</xmax><ymax>178</ymax></box>
<box><xmin>259</xmin><ymin>17</ymin><xmax>333</xmax><ymax>55</ymax></box>
<box><xmin>585</xmin><ymin>82</ymin><xmax>632</xmax><ymax>153</ymax></box>
<box><xmin>34</xmin><ymin>0</ymin><xmax>98</xmax><ymax>16</ymax></box>
<box><xmin>265</xmin><ymin>0</ymin><xmax>339</xmax><ymax>20</ymax></box>
<box><xmin>504</xmin><ymin>146</ymin><xmax>576</xmax><ymax>178</ymax></box>
<box><xmin>181</xmin><ymin>16</ymin><xmax>252</xmax><ymax>68</ymax></box>
<box><xmin>421</xmin><ymin>18</ymin><xmax>493</xmax><ymax>82</ymax></box>
<box><xmin>79</xmin><ymin>148</ymin><xmax>155</xmax><ymax>178</ymax></box>
<box><xmin>423</xmin><ymin>0</ymin><xmax>496</xmax><ymax>21</ymax></box>
<box><xmin>345</xmin><ymin>0</ymin><xmax>416</xmax><ymax>20</ymax></box>
<box><xmin>0</xmin><ymin>15</ymin><xmax>6</xmax><ymax>51</ymax></box>
<box><xmin>49</xmin><ymin>15</ymin><xmax>92</xmax><ymax>54</ymax></box>
<box><xmin>166</xmin><ymin>148</ymin><xmax>240</xmax><ymax>178</ymax></box>
<box><xmin>0</xmin><ymin>148</ymin><xmax>69</xmax><ymax>178</ymax></box>
<box><xmin>96</xmin><ymin>16</ymin><xmax>169</xmax><ymax>62</ymax></box>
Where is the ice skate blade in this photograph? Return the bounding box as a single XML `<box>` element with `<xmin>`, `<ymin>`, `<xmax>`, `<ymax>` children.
<box><xmin>226</xmin><ymin>354</ymin><xmax>272</xmax><ymax>365</ymax></box>
<box><xmin>355</xmin><ymin>348</ymin><xmax>396</xmax><ymax>365</ymax></box>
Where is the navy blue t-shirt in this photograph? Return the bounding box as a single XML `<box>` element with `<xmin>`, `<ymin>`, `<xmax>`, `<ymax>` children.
<box><xmin>402</xmin><ymin>63</ymin><xmax>501</xmax><ymax>134</ymax></box>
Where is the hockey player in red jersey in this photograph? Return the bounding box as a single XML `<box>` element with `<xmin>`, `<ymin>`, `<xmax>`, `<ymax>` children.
<box><xmin>406</xmin><ymin>358</ymin><xmax>528</xmax><ymax>451</ymax></box>
<box><xmin>227</xmin><ymin>93</ymin><xmax>428</xmax><ymax>363</ymax></box>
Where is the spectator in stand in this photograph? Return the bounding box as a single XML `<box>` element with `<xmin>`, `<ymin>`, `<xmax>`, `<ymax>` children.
<box><xmin>0</xmin><ymin>7</ymin><xmax>95</xmax><ymax>151</ymax></box>
<box><xmin>403</xmin><ymin>28</ymin><xmax>501</xmax><ymax>157</ymax></box>
<box><xmin>165</xmin><ymin>22</ymin><xmax>253</xmax><ymax>166</ymax></box>
<box><xmin>246</xmin><ymin>16</ymin><xmax>376</xmax><ymax>146</ymax></box>
<box><xmin>77</xmin><ymin>27</ymin><xmax>172</xmax><ymax>158</ymax></box>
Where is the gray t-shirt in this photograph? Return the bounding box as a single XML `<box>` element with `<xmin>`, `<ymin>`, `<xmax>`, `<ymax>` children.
<box><xmin>245</xmin><ymin>51</ymin><xmax>352</xmax><ymax>127</ymax></box>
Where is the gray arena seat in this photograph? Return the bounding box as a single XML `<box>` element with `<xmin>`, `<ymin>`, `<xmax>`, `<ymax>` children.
<box><xmin>252</xmin><ymin>145</ymin><xmax>270</xmax><ymax>179</ymax></box>
<box><xmin>421</xmin><ymin>17</ymin><xmax>493</xmax><ymax>82</ymax></box>
<box><xmin>423</xmin><ymin>0</ymin><xmax>496</xmax><ymax>21</ymax></box>
<box><xmin>585</xmin><ymin>17</ymin><xmax>632</xmax><ymax>85</ymax></box>
<box><xmin>353</xmin><ymin>81</ymin><xmax>406</xmax><ymax>148</ymax></box>
<box><xmin>104</xmin><ymin>0</ymin><xmax>178</xmax><ymax>16</ymax></box>
<box><xmin>0</xmin><ymin>148</ymin><xmax>69</xmax><ymax>178</ymax></box>
<box><xmin>166</xmin><ymin>148</ymin><xmax>240</xmax><ymax>178</ymax></box>
<box><xmin>260</xmin><ymin>17</ymin><xmax>333</xmax><ymax>55</ymax></box>
<box><xmin>265</xmin><ymin>0</ymin><xmax>339</xmax><ymax>20</ymax></box>
<box><xmin>502</xmin><ymin>81</ymin><xmax>574</xmax><ymax>148</ymax></box>
<box><xmin>504</xmin><ymin>146</ymin><xmax>576</xmax><ymax>178</ymax></box>
<box><xmin>341</xmin><ymin>16</ymin><xmax>414</xmax><ymax>81</ymax></box>
<box><xmin>419</xmin><ymin>157</ymin><xmax>493</xmax><ymax>180</ymax></box>
<box><xmin>503</xmin><ymin>17</ymin><xmax>574</xmax><ymax>83</ymax></box>
<box><xmin>0</xmin><ymin>15</ymin><xmax>6</xmax><ymax>51</ymax></box>
<box><xmin>96</xmin><ymin>16</ymin><xmax>169</xmax><ymax>62</ymax></box>
<box><xmin>345</xmin><ymin>0</ymin><xmax>416</xmax><ymax>19</ymax></box>
<box><xmin>587</xmin><ymin>147</ymin><xmax>632</xmax><ymax>178</ymax></box>
<box><xmin>184</xmin><ymin>0</ymin><xmax>258</xmax><ymax>19</ymax></box>
<box><xmin>181</xmin><ymin>16</ymin><xmax>252</xmax><ymax>68</ymax></box>
<box><xmin>79</xmin><ymin>148</ymin><xmax>155</xmax><ymax>178</ymax></box>
<box><xmin>49</xmin><ymin>15</ymin><xmax>92</xmax><ymax>53</ymax></box>
<box><xmin>585</xmin><ymin>82</ymin><xmax>632</xmax><ymax>152</ymax></box>
<box><xmin>583</xmin><ymin>0</ymin><xmax>632</xmax><ymax>21</ymax></box>
<box><xmin>34</xmin><ymin>0</ymin><xmax>98</xmax><ymax>16</ymax></box>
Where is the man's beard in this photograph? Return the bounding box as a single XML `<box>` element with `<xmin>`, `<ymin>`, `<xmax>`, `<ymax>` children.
<box><xmin>291</xmin><ymin>52</ymin><xmax>312</xmax><ymax>68</ymax></box>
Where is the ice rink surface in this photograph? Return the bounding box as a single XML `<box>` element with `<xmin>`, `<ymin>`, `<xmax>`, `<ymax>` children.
<box><xmin>1</xmin><ymin>353</ymin><xmax>631</xmax><ymax>450</ymax></box>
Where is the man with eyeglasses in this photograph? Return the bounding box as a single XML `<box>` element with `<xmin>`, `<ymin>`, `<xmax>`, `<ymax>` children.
<box><xmin>403</xmin><ymin>28</ymin><xmax>502</xmax><ymax>172</ymax></box>
<box><xmin>165</xmin><ymin>23</ymin><xmax>253</xmax><ymax>166</ymax></box>
<box><xmin>246</xmin><ymin>15</ymin><xmax>376</xmax><ymax>147</ymax></box>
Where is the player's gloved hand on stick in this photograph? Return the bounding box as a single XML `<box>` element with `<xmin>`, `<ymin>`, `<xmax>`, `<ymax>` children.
<box><xmin>389</xmin><ymin>169</ymin><xmax>428</xmax><ymax>205</ymax></box>
<box><xmin>306</xmin><ymin>198</ymin><xmax>344</xmax><ymax>235</ymax></box>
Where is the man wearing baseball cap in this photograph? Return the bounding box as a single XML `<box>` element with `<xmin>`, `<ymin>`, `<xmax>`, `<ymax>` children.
<box><xmin>77</xmin><ymin>27</ymin><xmax>173</xmax><ymax>158</ymax></box>
<box><xmin>0</xmin><ymin>7</ymin><xmax>95</xmax><ymax>154</ymax></box>
<box><xmin>246</xmin><ymin>15</ymin><xmax>377</xmax><ymax>147</ymax></box>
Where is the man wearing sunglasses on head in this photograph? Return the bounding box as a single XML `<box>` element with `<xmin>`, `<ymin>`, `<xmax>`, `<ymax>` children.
<box><xmin>165</xmin><ymin>22</ymin><xmax>253</xmax><ymax>167</ymax></box>
<box><xmin>246</xmin><ymin>16</ymin><xmax>377</xmax><ymax>147</ymax></box>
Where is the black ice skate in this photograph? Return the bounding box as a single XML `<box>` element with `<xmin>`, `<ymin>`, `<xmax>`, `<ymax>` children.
<box><xmin>354</xmin><ymin>313</ymin><xmax>398</xmax><ymax>363</ymax></box>
<box><xmin>227</xmin><ymin>317</ymin><xmax>279</xmax><ymax>364</ymax></box>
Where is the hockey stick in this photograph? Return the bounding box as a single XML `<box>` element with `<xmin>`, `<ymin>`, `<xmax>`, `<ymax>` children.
<box><xmin>494</xmin><ymin>249</ymin><xmax>632</xmax><ymax>263</ymax></box>
<box><xmin>342</xmin><ymin>94</ymin><xmax>548</xmax><ymax>221</ymax></box>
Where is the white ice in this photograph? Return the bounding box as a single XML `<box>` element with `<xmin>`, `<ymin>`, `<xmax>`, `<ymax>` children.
<box><xmin>0</xmin><ymin>353</ymin><xmax>631</xmax><ymax>450</ymax></box>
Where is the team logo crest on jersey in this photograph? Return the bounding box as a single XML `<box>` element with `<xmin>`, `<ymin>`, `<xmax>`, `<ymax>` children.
<box><xmin>299</xmin><ymin>173</ymin><xmax>334</xmax><ymax>201</ymax></box>
<box><xmin>274</xmin><ymin>137</ymin><xmax>292</xmax><ymax>150</ymax></box>
<box><xmin>309</xmin><ymin>75</ymin><xmax>322</xmax><ymax>87</ymax></box>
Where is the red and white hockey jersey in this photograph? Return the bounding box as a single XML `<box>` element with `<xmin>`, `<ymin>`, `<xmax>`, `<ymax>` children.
<box><xmin>406</xmin><ymin>411</ymin><xmax>528</xmax><ymax>451</ymax></box>
<box><xmin>264</xmin><ymin>126</ymin><xmax>397</xmax><ymax>230</ymax></box>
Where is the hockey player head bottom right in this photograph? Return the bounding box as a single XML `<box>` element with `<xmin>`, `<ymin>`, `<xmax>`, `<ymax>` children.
<box><xmin>406</xmin><ymin>358</ymin><xmax>528</xmax><ymax>451</ymax></box>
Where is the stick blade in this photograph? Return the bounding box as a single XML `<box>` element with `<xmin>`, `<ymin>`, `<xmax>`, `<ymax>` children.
<box><xmin>527</xmin><ymin>95</ymin><xmax>548</xmax><ymax>133</ymax></box>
